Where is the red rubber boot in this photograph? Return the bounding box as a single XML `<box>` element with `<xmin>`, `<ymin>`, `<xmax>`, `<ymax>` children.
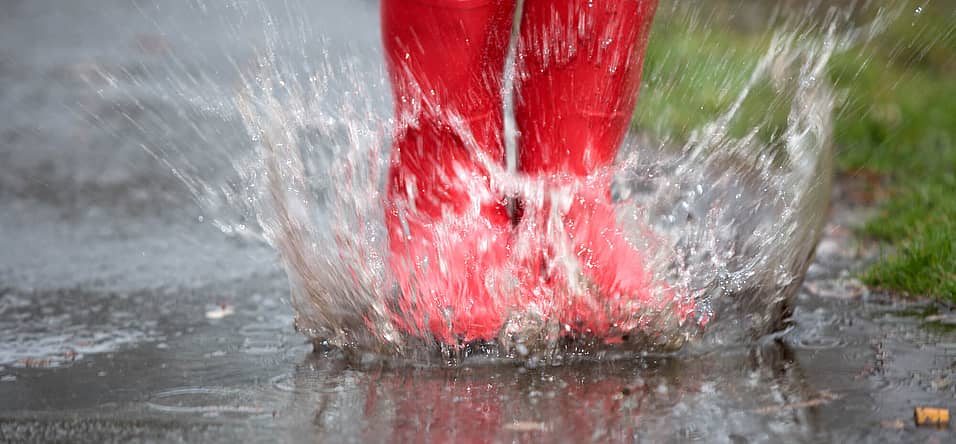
<box><xmin>381</xmin><ymin>0</ymin><xmax>516</xmax><ymax>343</ymax></box>
<box><xmin>514</xmin><ymin>0</ymin><xmax>687</xmax><ymax>337</ymax></box>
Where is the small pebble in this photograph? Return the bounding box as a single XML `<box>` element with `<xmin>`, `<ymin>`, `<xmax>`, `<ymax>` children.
<box><xmin>880</xmin><ymin>419</ymin><xmax>905</xmax><ymax>430</ymax></box>
<box><xmin>505</xmin><ymin>421</ymin><xmax>548</xmax><ymax>432</ymax></box>
<box><xmin>931</xmin><ymin>377</ymin><xmax>951</xmax><ymax>391</ymax></box>
<box><xmin>925</xmin><ymin>314</ymin><xmax>956</xmax><ymax>325</ymax></box>
<box><xmin>206</xmin><ymin>305</ymin><xmax>235</xmax><ymax>320</ymax></box>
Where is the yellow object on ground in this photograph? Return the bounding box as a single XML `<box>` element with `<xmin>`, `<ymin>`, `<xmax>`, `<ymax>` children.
<box><xmin>914</xmin><ymin>407</ymin><xmax>950</xmax><ymax>427</ymax></box>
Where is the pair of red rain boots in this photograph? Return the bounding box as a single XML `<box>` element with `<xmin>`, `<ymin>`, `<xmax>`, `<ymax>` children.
<box><xmin>381</xmin><ymin>0</ymin><xmax>683</xmax><ymax>344</ymax></box>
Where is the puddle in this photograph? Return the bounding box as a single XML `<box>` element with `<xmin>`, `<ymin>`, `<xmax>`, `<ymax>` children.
<box><xmin>0</xmin><ymin>289</ymin><xmax>159</xmax><ymax>368</ymax></box>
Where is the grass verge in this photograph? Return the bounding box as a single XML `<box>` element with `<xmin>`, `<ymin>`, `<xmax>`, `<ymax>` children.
<box><xmin>637</xmin><ymin>0</ymin><xmax>956</xmax><ymax>301</ymax></box>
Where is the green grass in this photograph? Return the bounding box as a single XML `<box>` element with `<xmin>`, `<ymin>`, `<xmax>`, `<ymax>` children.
<box><xmin>636</xmin><ymin>1</ymin><xmax>956</xmax><ymax>301</ymax></box>
<box><xmin>635</xmin><ymin>15</ymin><xmax>785</xmax><ymax>142</ymax></box>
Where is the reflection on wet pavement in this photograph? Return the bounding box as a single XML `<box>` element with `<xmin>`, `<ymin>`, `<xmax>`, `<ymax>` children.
<box><xmin>4</xmin><ymin>284</ymin><xmax>955</xmax><ymax>443</ymax></box>
<box><xmin>3</xmin><ymin>227</ymin><xmax>954</xmax><ymax>442</ymax></box>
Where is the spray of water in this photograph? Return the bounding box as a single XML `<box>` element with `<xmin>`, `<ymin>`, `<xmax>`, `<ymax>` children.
<box><xmin>103</xmin><ymin>1</ymin><xmax>901</xmax><ymax>364</ymax></box>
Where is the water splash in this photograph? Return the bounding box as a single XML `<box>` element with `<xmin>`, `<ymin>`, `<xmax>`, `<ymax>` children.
<box><xmin>110</xmin><ymin>1</ymin><xmax>899</xmax><ymax>364</ymax></box>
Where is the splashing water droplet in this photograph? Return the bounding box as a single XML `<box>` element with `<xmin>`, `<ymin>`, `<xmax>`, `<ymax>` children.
<box><xmin>120</xmin><ymin>1</ymin><xmax>906</xmax><ymax>365</ymax></box>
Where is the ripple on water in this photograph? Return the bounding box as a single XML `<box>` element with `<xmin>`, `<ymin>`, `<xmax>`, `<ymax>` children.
<box><xmin>269</xmin><ymin>373</ymin><xmax>296</xmax><ymax>393</ymax></box>
<box><xmin>0</xmin><ymin>290</ymin><xmax>158</xmax><ymax>368</ymax></box>
<box><xmin>239</xmin><ymin>320</ymin><xmax>294</xmax><ymax>355</ymax></box>
<box><xmin>794</xmin><ymin>335</ymin><xmax>847</xmax><ymax>350</ymax></box>
<box><xmin>146</xmin><ymin>387</ymin><xmax>267</xmax><ymax>417</ymax></box>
